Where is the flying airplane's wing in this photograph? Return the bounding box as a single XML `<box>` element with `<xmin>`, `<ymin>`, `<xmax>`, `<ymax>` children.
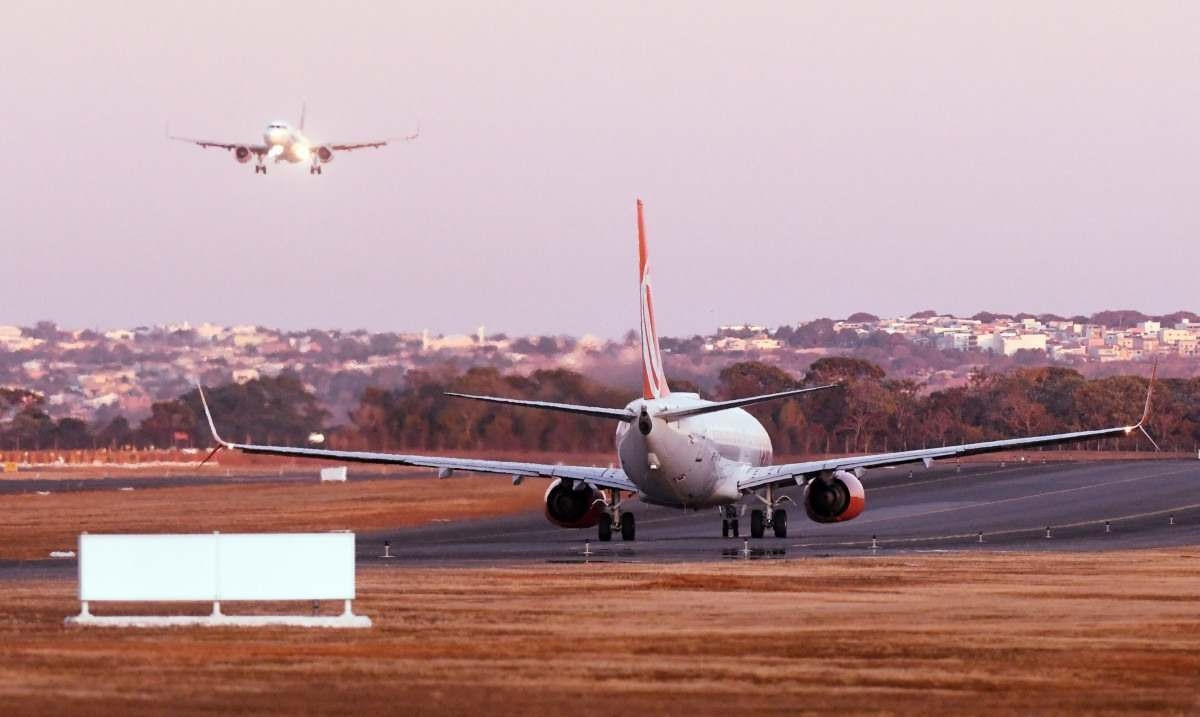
<box><xmin>168</xmin><ymin>135</ymin><xmax>268</xmax><ymax>155</ymax></box>
<box><xmin>327</xmin><ymin>129</ymin><xmax>419</xmax><ymax>152</ymax></box>
<box><xmin>196</xmin><ymin>386</ymin><xmax>636</xmax><ymax>492</ymax></box>
<box><xmin>738</xmin><ymin>366</ymin><xmax>1158</xmax><ymax>492</ymax></box>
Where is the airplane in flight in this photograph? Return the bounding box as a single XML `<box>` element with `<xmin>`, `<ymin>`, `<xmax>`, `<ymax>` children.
<box><xmin>169</xmin><ymin>105</ymin><xmax>418</xmax><ymax>175</ymax></box>
<box><xmin>198</xmin><ymin>201</ymin><xmax>1157</xmax><ymax>542</ymax></box>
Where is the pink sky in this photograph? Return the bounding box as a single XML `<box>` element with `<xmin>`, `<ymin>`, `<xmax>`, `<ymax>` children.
<box><xmin>4</xmin><ymin>2</ymin><xmax>1199</xmax><ymax>337</ymax></box>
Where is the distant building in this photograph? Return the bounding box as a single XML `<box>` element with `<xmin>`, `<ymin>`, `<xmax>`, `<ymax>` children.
<box><xmin>999</xmin><ymin>334</ymin><xmax>1047</xmax><ymax>356</ymax></box>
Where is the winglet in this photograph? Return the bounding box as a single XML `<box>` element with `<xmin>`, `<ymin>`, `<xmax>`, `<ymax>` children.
<box><xmin>1130</xmin><ymin>359</ymin><xmax>1160</xmax><ymax>451</ymax></box>
<box><xmin>196</xmin><ymin>384</ymin><xmax>231</xmax><ymax>447</ymax></box>
<box><xmin>1138</xmin><ymin>358</ymin><xmax>1158</xmax><ymax>426</ymax></box>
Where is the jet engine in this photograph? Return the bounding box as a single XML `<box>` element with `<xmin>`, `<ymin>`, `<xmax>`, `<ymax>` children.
<box><xmin>316</xmin><ymin>146</ymin><xmax>335</xmax><ymax>163</ymax></box>
<box><xmin>544</xmin><ymin>478</ymin><xmax>604</xmax><ymax>529</ymax></box>
<box><xmin>232</xmin><ymin>146</ymin><xmax>253</xmax><ymax>163</ymax></box>
<box><xmin>804</xmin><ymin>470</ymin><xmax>865</xmax><ymax>523</ymax></box>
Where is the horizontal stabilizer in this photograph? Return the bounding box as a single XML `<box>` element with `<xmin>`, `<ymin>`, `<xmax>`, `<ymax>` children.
<box><xmin>444</xmin><ymin>393</ymin><xmax>635</xmax><ymax>422</ymax></box>
<box><xmin>656</xmin><ymin>384</ymin><xmax>840</xmax><ymax>421</ymax></box>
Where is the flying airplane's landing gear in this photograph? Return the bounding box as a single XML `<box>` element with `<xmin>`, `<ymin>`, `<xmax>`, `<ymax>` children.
<box><xmin>309</xmin><ymin>164</ymin><xmax>322</xmax><ymax>175</ymax></box>
<box><xmin>750</xmin><ymin>485</ymin><xmax>793</xmax><ymax>539</ymax></box>
<box><xmin>720</xmin><ymin>504</ymin><xmax>740</xmax><ymax>538</ymax></box>
<box><xmin>598</xmin><ymin>489</ymin><xmax>635</xmax><ymax>542</ymax></box>
<box><xmin>254</xmin><ymin>164</ymin><xmax>266</xmax><ymax>175</ymax></box>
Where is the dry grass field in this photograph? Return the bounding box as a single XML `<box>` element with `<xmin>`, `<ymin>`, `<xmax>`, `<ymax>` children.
<box><xmin>0</xmin><ymin>476</ymin><xmax>546</xmax><ymax>559</ymax></box>
<box><xmin>0</xmin><ymin>552</ymin><xmax>1198</xmax><ymax>715</ymax></box>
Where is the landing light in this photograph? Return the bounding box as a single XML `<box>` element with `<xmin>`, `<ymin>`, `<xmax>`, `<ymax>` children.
<box><xmin>294</xmin><ymin>144</ymin><xmax>311</xmax><ymax>161</ymax></box>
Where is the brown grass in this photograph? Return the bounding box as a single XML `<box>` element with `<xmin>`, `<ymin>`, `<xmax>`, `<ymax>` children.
<box><xmin>1</xmin><ymin>552</ymin><xmax>1199</xmax><ymax>715</ymax></box>
<box><xmin>0</xmin><ymin>476</ymin><xmax>546</xmax><ymax>559</ymax></box>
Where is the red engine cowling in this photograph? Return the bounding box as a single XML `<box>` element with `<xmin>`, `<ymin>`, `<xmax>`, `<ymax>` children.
<box><xmin>316</xmin><ymin>146</ymin><xmax>334</xmax><ymax>163</ymax></box>
<box><xmin>804</xmin><ymin>470</ymin><xmax>866</xmax><ymax>523</ymax></box>
<box><xmin>544</xmin><ymin>478</ymin><xmax>604</xmax><ymax>529</ymax></box>
<box><xmin>233</xmin><ymin>146</ymin><xmax>252</xmax><ymax>163</ymax></box>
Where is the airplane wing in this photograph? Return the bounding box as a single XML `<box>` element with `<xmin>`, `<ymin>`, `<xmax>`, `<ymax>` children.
<box><xmin>168</xmin><ymin>135</ymin><xmax>268</xmax><ymax>155</ymax></box>
<box><xmin>327</xmin><ymin>129</ymin><xmax>419</xmax><ymax>152</ymax></box>
<box><xmin>197</xmin><ymin>387</ymin><xmax>636</xmax><ymax>492</ymax></box>
<box><xmin>738</xmin><ymin>366</ymin><xmax>1158</xmax><ymax>492</ymax></box>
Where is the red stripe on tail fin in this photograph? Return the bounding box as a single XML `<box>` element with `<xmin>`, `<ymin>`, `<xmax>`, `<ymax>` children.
<box><xmin>637</xmin><ymin>200</ymin><xmax>670</xmax><ymax>400</ymax></box>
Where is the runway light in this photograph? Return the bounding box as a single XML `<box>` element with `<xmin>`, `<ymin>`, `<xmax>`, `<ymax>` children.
<box><xmin>308</xmin><ymin>432</ymin><xmax>325</xmax><ymax>444</ymax></box>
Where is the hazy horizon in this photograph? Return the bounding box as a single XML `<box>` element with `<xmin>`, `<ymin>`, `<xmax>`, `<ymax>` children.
<box><xmin>6</xmin><ymin>2</ymin><xmax>1199</xmax><ymax>338</ymax></box>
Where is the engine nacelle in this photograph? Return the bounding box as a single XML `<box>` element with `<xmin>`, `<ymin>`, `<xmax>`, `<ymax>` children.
<box><xmin>316</xmin><ymin>146</ymin><xmax>334</xmax><ymax>163</ymax></box>
<box><xmin>544</xmin><ymin>478</ymin><xmax>604</xmax><ymax>529</ymax></box>
<box><xmin>804</xmin><ymin>470</ymin><xmax>865</xmax><ymax>523</ymax></box>
<box><xmin>233</xmin><ymin>146</ymin><xmax>252</xmax><ymax>163</ymax></box>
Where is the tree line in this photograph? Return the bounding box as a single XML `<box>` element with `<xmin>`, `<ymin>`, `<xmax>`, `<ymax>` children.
<box><xmin>0</xmin><ymin>360</ymin><xmax>1192</xmax><ymax>454</ymax></box>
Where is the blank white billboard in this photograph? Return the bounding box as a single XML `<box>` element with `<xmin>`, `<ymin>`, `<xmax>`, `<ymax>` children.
<box><xmin>79</xmin><ymin>533</ymin><xmax>356</xmax><ymax>602</ymax></box>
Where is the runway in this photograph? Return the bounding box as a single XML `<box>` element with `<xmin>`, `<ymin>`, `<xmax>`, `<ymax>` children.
<box><xmin>1</xmin><ymin>460</ymin><xmax>1197</xmax><ymax>578</ymax></box>
<box><xmin>359</xmin><ymin>459</ymin><xmax>1200</xmax><ymax>565</ymax></box>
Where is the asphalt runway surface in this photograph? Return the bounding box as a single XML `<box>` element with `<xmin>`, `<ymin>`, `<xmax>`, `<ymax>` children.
<box><xmin>360</xmin><ymin>459</ymin><xmax>1200</xmax><ymax>565</ymax></box>
<box><xmin>2</xmin><ymin>460</ymin><xmax>1198</xmax><ymax>578</ymax></box>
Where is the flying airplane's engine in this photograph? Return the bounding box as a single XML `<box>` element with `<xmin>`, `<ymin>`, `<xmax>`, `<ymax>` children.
<box><xmin>316</xmin><ymin>146</ymin><xmax>335</xmax><ymax>163</ymax></box>
<box><xmin>804</xmin><ymin>470</ymin><xmax>866</xmax><ymax>523</ymax></box>
<box><xmin>232</xmin><ymin>146</ymin><xmax>253</xmax><ymax>163</ymax></box>
<box><xmin>543</xmin><ymin>478</ymin><xmax>603</xmax><ymax>529</ymax></box>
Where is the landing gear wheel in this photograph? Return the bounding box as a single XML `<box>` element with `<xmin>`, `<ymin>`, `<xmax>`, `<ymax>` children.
<box><xmin>772</xmin><ymin>509</ymin><xmax>787</xmax><ymax>538</ymax></box>
<box><xmin>750</xmin><ymin>510</ymin><xmax>765</xmax><ymax>539</ymax></box>
<box><xmin>722</xmin><ymin>520</ymin><xmax>729</xmax><ymax>538</ymax></box>
<box><xmin>730</xmin><ymin>519</ymin><xmax>739</xmax><ymax>537</ymax></box>
<box><xmin>598</xmin><ymin>513</ymin><xmax>613</xmax><ymax>542</ymax></box>
<box><xmin>620</xmin><ymin>512</ymin><xmax>635</xmax><ymax>541</ymax></box>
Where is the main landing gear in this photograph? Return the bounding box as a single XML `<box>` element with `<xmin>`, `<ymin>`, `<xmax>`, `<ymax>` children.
<box><xmin>597</xmin><ymin>488</ymin><xmax>635</xmax><ymax>542</ymax></box>
<box><xmin>748</xmin><ymin>485</ymin><xmax>790</xmax><ymax>539</ymax></box>
<box><xmin>254</xmin><ymin>164</ymin><xmax>267</xmax><ymax>175</ymax></box>
<box><xmin>720</xmin><ymin>504</ymin><xmax>740</xmax><ymax>538</ymax></box>
<box><xmin>309</xmin><ymin>164</ymin><xmax>323</xmax><ymax>175</ymax></box>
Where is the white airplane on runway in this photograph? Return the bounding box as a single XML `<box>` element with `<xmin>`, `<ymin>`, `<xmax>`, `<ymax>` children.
<box><xmin>169</xmin><ymin>106</ymin><xmax>418</xmax><ymax>175</ymax></box>
<box><xmin>198</xmin><ymin>201</ymin><xmax>1157</xmax><ymax>542</ymax></box>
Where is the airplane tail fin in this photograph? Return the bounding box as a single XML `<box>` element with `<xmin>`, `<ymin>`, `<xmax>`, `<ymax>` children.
<box><xmin>637</xmin><ymin>200</ymin><xmax>670</xmax><ymax>400</ymax></box>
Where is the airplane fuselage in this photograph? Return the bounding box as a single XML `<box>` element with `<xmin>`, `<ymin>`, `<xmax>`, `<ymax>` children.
<box><xmin>615</xmin><ymin>393</ymin><xmax>772</xmax><ymax>509</ymax></box>
<box><xmin>263</xmin><ymin>121</ymin><xmax>314</xmax><ymax>164</ymax></box>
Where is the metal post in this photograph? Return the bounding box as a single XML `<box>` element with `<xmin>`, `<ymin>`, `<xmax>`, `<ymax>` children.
<box><xmin>870</xmin><ymin>535</ymin><xmax>878</xmax><ymax>550</ymax></box>
<box><xmin>977</xmin><ymin>531</ymin><xmax>984</xmax><ymax>543</ymax></box>
<box><xmin>1045</xmin><ymin>526</ymin><xmax>1052</xmax><ymax>539</ymax></box>
<box><xmin>382</xmin><ymin>540</ymin><xmax>393</xmax><ymax>558</ymax></box>
<box><xmin>742</xmin><ymin>539</ymin><xmax>751</xmax><ymax>558</ymax></box>
<box><xmin>1169</xmin><ymin>514</ymin><xmax>1175</xmax><ymax>526</ymax></box>
<box><xmin>583</xmin><ymin>540</ymin><xmax>592</xmax><ymax>557</ymax></box>
<box><xmin>1105</xmin><ymin>521</ymin><xmax>1111</xmax><ymax>534</ymax></box>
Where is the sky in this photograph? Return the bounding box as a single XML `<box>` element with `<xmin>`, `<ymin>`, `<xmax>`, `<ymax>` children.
<box><xmin>4</xmin><ymin>1</ymin><xmax>1199</xmax><ymax>338</ymax></box>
